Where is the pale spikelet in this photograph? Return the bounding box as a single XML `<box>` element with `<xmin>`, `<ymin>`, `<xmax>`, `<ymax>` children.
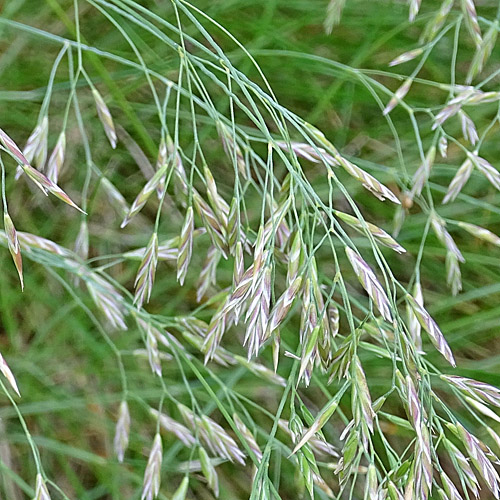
<box><xmin>217</xmin><ymin>122</ymin><xmax>247</xmax><ymax>179</ymax></box>
<box><xmin>324</xmin><ymin>0</ymin><xmax>347</xmax><ymax>33</ymax></box>
<box><xmin>406</xmin><ymin>282</ymin><xmax>423</xmax><ymax>350</ymax></box>
<box><xmin>439</xmin><ymin>136</ymin><xmax>448</xmax><ymax>158</ymax></box>
<box><xmin>286</xmin><ymin>232</ymin><xmax>302</xmax><ymax>284</ymax></box>
<box><xmin>114</xmin><ymin>400</ymin><xmax>130</xmax><ymax>463</ymax></box>
<box><xmin>421</xmin><ymin>0</ymin><xmax>454</xmax><ymax>43</ymax></box>
<box><xmin>364</xmin><ymin>464</ymin><xmax>378</xmax><ymax>500</ymax></box>
<box><xmin>203</xmin><ymin>310</ymin><xmax>227</xmax><ymax>364</ymax></box>
<box><xmin>193</xmin><ymin>193</ymin><xmax>228</xmax><ymax>258</ymax></box>
<box><xmin>328</xmin><ymin>304</ymin><xmax>340</xmax><ymax>337</ymax></box>
<box><xmin>459</xmin><ymin>111</ymin><xmax>478</xmax><ymax>145</ymax></box>
<box><xmin>146</xmin><ymin>324</ymin><xmax>162</xmax><ymax>377</ymax></box>
<box><xmin>244</xmin><ymin>265</ymin><xmax>271</xmax><ymax>359</ymax></box>
<box><xmin>442</xmin><ymin>158</ymin><xmax>474</xmax><ymax>204</ymax></box>
<box><xmin>454</xmin><ymin>423</ymin><xmax>500</xmax><ymax>498</ymax></box>
<box><xmin>233</xmin><ymin>413</ymin><xmax>262</xmax><ymax>461</ymax></box>
<box><xmin>471</xmin><ymin>153</ymin><xmax>500</xmax><ymax>191</ymax></box>
<box><xmin>0</xmin><ymin>353</ymin><xmax>20</xmax><ymax>397</ymax></box>
<box><xmin>74</xmin><ymin>220</ymin><xmax>89</xmax><ymax>261</ymax></box>
<box><xmin>34</xmin><ymin>473</ymin><xmax>51</xmax><ymax>500</ymax></box>
<box><xmin>461</xmin><ymin>0</ymin><xmax>482</xmax><ymax>48</ymax></box>
<box><xmin>155</xmin><ymin>137</ymin><xmax>167</xmax><ymax>199</ymax></box>
<box><xmin>0</xmin><ymin>128</ymin><xmax>29</xmax><ymax>165</ymax></box>
<box><xmin>92</xmin><ymin>89</ymin><xmax>117</xmax><ymax>149</ymax></box>
<box><xmin>389</xmin><ymin>48</ymin><xmax>424</xmax><ymax>67</ymax></box>
<box><xmin>352</xmin><ymin>356</ymin><xmax>374</xmax><ymax>433</ymax></box>
<box><xmin>233</xmin><ymin>355</ymin><xmax>286</xmax><ymax>387</ymax></box>
<box><xmin>204</xmin><ymin>167</ymin><xmax>229</xmax><ymax>227</ymax></box>
<box><xmin>267</xmin><ymin>276</ymin><xmax>302</xmax><ymax>335</ymax></box>
<box><xmin>383</xmin><ymin>78</ymin><xmax>412</xmax><ymax>115</ymax></box>
<box><xmin>411</xmin><ymin>146</ymin><xmax>436</xmax><ymax>198</ymax></box>
<box><xmin>4</xmin><ymin>213</ymin><xmax>23</xmax><ymax>290</ymax></box>
<box><xmin>196</xmin><ymin>246</ymin><xmax>220</xmax><ymax>302</ymax></box>
<box><xmin>345</xmin><ymin>247</ymin><xmax>393</xmax><ymax>322</ymax></box>
<box><xmin>24</xmin><ymin>116</ymin><xmax>48</xmax><ymax>170</ymax></box>
<box><xmin>21</xmin><ymin>164</ymin><xmax>85</xmax><ymax>213</ymax></box>
<box><xmin>445</xmin><ymin>440</ymin><xmax>480</xmax><ymax>498</ymax></box>
<box><xmin>442</xmin><ymin>375</ymin><xmax>500</xmax><ymax>407</ymax></box>
<box><xmin>150</xmin><ymin>409</ymin><xmax>195</xmax><ymax>447</ymax></box>
<box><xmin>291</xmin><ymin>398</ymin><xmax>339</xmax><ymax>455</ymax></box>
<box><xmin>276</xmin><ymin>140</ymin><xmax>337</xmax><ymax>166</ymax></box>
<box><xmin>334</xmin><ymin>210</ymin><xmax>406</xmax><ymax>253</ymax></box>
<box><xmin>440</xmin><ymin>472</ymin><xmax>463</xmax><ymax>500</ymax></box>
<box><xmin>431</xmin><ymin>215</ymin><xmax>465</xmax><ymax>263</ymax></box>
<box><xmin>177</xmin><ymin>207</ymin><xmax>193</xmax><ymax>286</ymax></box>
<box><xmin>199</xmin><ymin>447</ymin><xmax>219</xmax><ymax>497</ymax></box>
<box><xmin>87</xmin><ymin>274</ymin><xmax>127</xmax><ymax>330</ymax></box>
<box><xmin>408</xmin><ymin>0</ymin><xmax>421</xmax><ymax>22</ymax></box>
<box><xmin>446</xmin><ymin>252</ymin><xmax>462</xmax><ymax>296</ymax></box>
<box><xmin>18</xmin><ymin>231</ymin><xmax>72</xmax><ymax>257</ymax></box>
<box><xmin>336</xmin><ymin>156</ymin><xmax>400</xmax><ymax>204</ymax></box>
<box><xmin>134</xmin><ymin>233</ymin><xmax>158</xmax><ymax>308</ymax></box>
<box><xmin>458</xmin><ymin>221</ymin><xmax>500</xmax><ymax>246</ymax></box>
<box><xmin>141</xmin><ymin>433</ymin><xmax>162</xmax><ymax>500</ymax></box>
<box><xmin>178</xmin><ymin>404</ymin><xmax>245</xmax><ymax>464</ymax></box>
<box><xmin>406</xmin><ymin>294</ymin><xmax>455</xmax><ymax>366</ymax></box>
<box><xmin>226</xmin><ymin>198</ymin><xmax>239</xmax><ymax>254</ymax></box>
<box><xmin>101</xmin><ymin>178</ymin><xmax>129</xmax><ymax>218</ymax></box>
<box><xmin>46</xmin><ymin>132</ymin><xmax>65</xmax><ymax>184</ymax></box>
<box><xmin>121</xmin><ymin>163</ymin><xmax>170</xmax><ymax>228</ymax></box>
<box><xmin>467</xmin><ymin>20</ymin><xmax>498</xmax><ymax>83</ymax></box>
<box><xmin>172</xmin><ymin>477</ymin><xmax>189</xmax><ymax>500</ymax></box>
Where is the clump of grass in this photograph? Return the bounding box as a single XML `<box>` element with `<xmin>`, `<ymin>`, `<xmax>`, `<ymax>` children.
<box><xmin>0</xmin><ymin>0</ymin><xmax>500</xmax><ymax>499</ymax></box>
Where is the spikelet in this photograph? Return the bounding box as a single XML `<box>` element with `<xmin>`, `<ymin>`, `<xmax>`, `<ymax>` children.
<box><xmin>86</xmin><ymin>274</ymin><xmax>127</xmax><ymax>330</ymax></box>
<box><xmin>442</xmin><ymin>158</ymin><xmax>473</xmax><ymax>204</ymax></box>
<box><xmin>431</xmin><ymin>215</ymin><xmax>465</xmax><ymax>263</ymax></box>
<box><xmin>0</xmin><ymin>128</ymin><xmax>29</xmax><ymax>165</ymax></box>
<box><xmin>442</xmin><ymin>375</ymin><xmax>500</xmax><ymax>408</ymax></box>
<box><xmin>334</xmin><ymin>210</ymin><xmax>406</xmax><ymax>253</ymax></box>
<box><xmin>114</xmin><ymin>400</ymin><xmax>130</xmax><ymax>463</ymax></box>
<box><xmin>411</xmin><ymin>146</ymin><xmax>436</xmax><ymax>198</ymax></box>
<box><xmin>134</xmin><ymin>233</ymin><xmax>158</xmax><ymax>308</ymax></box>
<box><xmin>199</xmin><ymin>447</ymin><xmax>219</xmax><ymax>497</ymax></box>
<box><xmin>4</xmin><ymin>213</ymin><xmax>23</xmax><ymax>290</ymax></box>
<box><xmin>471</xmin><ymin>153</ymin><xmax>500</xmax><ymax>191</ymax></box>
<box><xmin>405</xmin><ymin>294</ymin><xmax>455</xmax><ymax>366</ymax></box>
<box><xmin>389</xmin><ymin>48</ymin><xmax>423</xmax><ymax>67</ymax></box>
<box><xmin>172</xmin><ymin>477</ymin><xmax>189</xmax><ymax>500</ymax></box>
<box><xmin>217</xmin><ymin>121</ymin><xmax>247</xmax><ymax>179</ymax></box>
<box><xmin>226</xmin><ymin>197</ymin><xmax>239</xmax><ymax>254</ymax></box>
<box><xmin>150</xmin><ymin>409</ymin><xmax>195</xmax><ymax>447</ymax></box>
<box><xmin>421</xmin><ymin>0</ymin><xmax>454</xmax><ymax>42</ymax></box>
<box><xmin>100</xmin><ymin>178</ymin><xmax>129</xmax><ymax>218</ymax></box>
<box><xmin>445</xmin><ymin>439</ymin><xmax>480</xmax><ymax>497</ymax></box>
<box><xmin>177</xmin><ymin>207</ymin><xmax>193</xmax><ymax>286</ymax></box>
<box><xmin>196</xmin><ymin>246</ymin><xmax>220</xmax><ymax>302</ymax></box>
<box><xmin>233</xmin><ymin>413</ymin><xmax>262</xmax><ymax>461</ymax></box>
<box><xmin>458</xmin><ymin>221</ymin><xmax>500</xmax><ymax>246</ymax></box>
<box><xmin>467</xmin><ymin>20</ymin><xmax>498</xmax><ymax>83</ymax></box>
<box><xmin>0</xmin><ymin>352</ymin><xmax>20</xmax><ymax>397</ymax></box>
<box><xmin>141</xmin><ymin>433</ymin><xmax>162</xmax><ymax>500</ymax></box>
<box><xmin>74</xmin><ymin>219</ymin><xmax>89</xmax><ymax>261</ymax></box>
<box><xmin>21</xmin><ymin>164</ymin><xmax>85</xmax><ymax>213</ymax></box>
<box><xmin>446</xmin><ymin>252</ymin><xmax>462</xmax><ymax>296</ymax></box>
<box><xmin>204</xmin><ymin>166</ymin><xmax>229</xmax><ymax>227</ymax></box>
<box><xmin>408</xmin><ymin>0</ymin><xmax>421</xmax><ymax>22</ymax></box>
<box><xmin>24</xmin><ymin>116</ymin><xmax>48</xmax><ymax>170</ymax></box>
<box><xmin>267</xmin><ymin>276</ymin><xmax>302</xmax><ymax>335</ymax></box>
<box><xmin>336</xmin><ymin>156</ymin><xmax>400</xmax><ymax>204</ymax></box>
<box><xmin>121</xmin><ymin>163</ymin><xmax>170</xmax><ymax>227</ymax></box>
<box><xmin>324</xmin><ymin>0</ymin><xmax>347</xmax><ymax>33</ymax></box>
<box><xmin>47</xmin><ymin>132</ymin><xmax>65</xmax><ymax>183</ymax></box>
<box><xmin>383</xmin><ymin>78</ymin><xmax>412</xmax><ymax>115</ymax></box>
<box><xmin>438</xmin><ymin>136</ymin><xmax>448</xmax><ymax>158</ymax></box>
<box><xmin>459</xmin><ymin>111</ymin><xmax>478</xmax><ymax>145</ymax></box>
<box><xmin>155</xmin><ymin>137</ymin><xmax>167</xmax><ymax>199</ymax></box>
<box><xmin>92</xmin><ymin>89</ymin><xmax>117</xmax><ymax>149</ymax></box>
<box><xmin>193</xmin><ymin>193</ymin><xmax>228</xmax><ymax>258</ymax></box>
<box><xmin>345</xmin><ymin>247</ymin><xmax>393</xmax><ymax>322</ymax></box>
<box><xmin>407</xmin><ymin>281</ymin><xmax>423</xmax><ymax>350</ymax></box>
<box><xmin>34</xmin><ymin>473</ymin><xmax>51</xmax><ymax>500</ymax></box>
<box><xmin>352</xmin><ymin>356</ymin><xmax>374</xmax><ymax>434</ymax></box>
<box><xmin>461</xmin><ymin>0</ymin><xmax>482</xmax><ymax>49</ymax></box>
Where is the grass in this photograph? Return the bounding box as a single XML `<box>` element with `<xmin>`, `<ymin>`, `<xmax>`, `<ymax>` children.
<box><xmin>1</xmin><ymin>0</ymin><xmax>500</xmax><ymax>499</ymax></box>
